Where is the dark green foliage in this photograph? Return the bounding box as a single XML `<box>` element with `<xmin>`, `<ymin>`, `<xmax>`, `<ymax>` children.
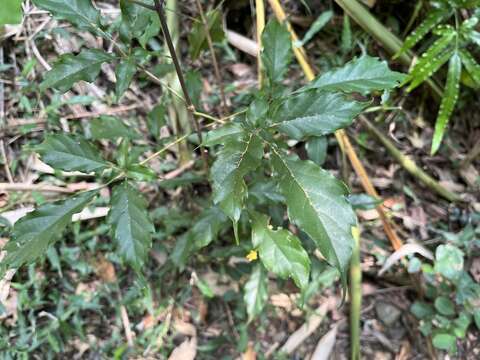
<box><xmin>40</xmin><ymin>49</ymin><xmax>115</xmax><ymax>93</ymax></box>
<box><xmin>397</xmin><ymin>1</ymin><xmax>480</xmax><ymax>153</ymax></box>
<box><xmin>2</xmin><ymin>191</ymin><xmax>97</xmax><ymax>271</ymax></box>
<box><xmin>1</xmin><ymin>3</ymin><xmax>405</xmax><ymax>330</ymax></box>
<box><xmin>108</xmin><ymin>181</ymin><xmax>154</xmax><ymax>271</ymax></box>
<box><xmin>36</xmin><ymin>134</ymin><xmax>109</xmax><ymax>173</ymax></box>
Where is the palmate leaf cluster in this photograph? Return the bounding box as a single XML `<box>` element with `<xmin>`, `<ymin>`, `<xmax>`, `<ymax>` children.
<box><xmin>1</xmin><ymin>0</ymin><xmax>405</xmax><ymax>322</ymax></box>
<box><xmin>396</xmin><ymin>0</ymin><xmax>480</xmax><ymax>154</ymax></box>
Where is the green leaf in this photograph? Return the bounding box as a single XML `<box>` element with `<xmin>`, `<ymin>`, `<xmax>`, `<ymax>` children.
<box><xmin>303</xmin><ymin>56</ymin><xmax>406</xmax><ymax>94</ymax></box>
<box><xmin>0</xmin><ymin>0</ymin><xmax>22</xmax><ymax>25</ymax></box>
<box><xmin>36</xmin><ymin>134</ymin><xmax>109</xmax><ymax>173</ymax></box>
<box><xmin>108</xmin><ymin>181</ymin><xmax>154</xmax><ymax>271</ymax></box>
<box><xmin>244</xmin><ymin>263</ymin><xmax>268</xmax><ymax>322</ymax></box>
<box><xmin>459</xmin><ymin>49</ymin><xmax>480</xmax><ymax>86</ymax></box>
<box><xmin>347</xmin><ymin>193</ymin><xmax>382</xmax><ymax>210</ymax></box>
<box><xmin>120</xmin><ymin>0</ymin><xmax>159</xmax><ymax>47</ymax></box>
<box><xmin>261</xmin><ymin>20</ymin><xmax>292</xmax><ymax>83</ymax></box>
<box><xmin>431</xmin><ymin>52</ymin><xmax>461</xmax><ymax>154</ymax></box>
<box><xmin>295</xmin><ymin>10</ymin><xmax>333</xmax><ymax>47</ymax></box>
<box><xmin>252</xmin><ymin>214</ymin><xmax>310</xmax><ymax>289</ymax></box>
<box><xmin>407</xmin><ymin>31</ymin><xmax>456</xmax><ymax>91</ymax></box>
<box><xmin>191</xmin><ymin>206</ymin><xmax>228</xmax><ymax>249</ymax></box>
<box><xmin>32</xmin><ymin>0</ymin><xmax>101</xmax><ymax>33</ymax></box>
<box><xmin>271</xmin><ymin>90</ymin><xmax>366</xmax><ymax>140</ymax></box>
<box><xmin>453</xmin><ymin>312</ymin><xmax>471</xmax><ymax>338</ymax></box>
<box><xmin>434</xmin><ymin>244</ymin><xmax>464</xmax><ymax>281</ymax></box>
<box><xmin>271</xmin><ymin>150</ymin><xmax>356</xmax><ymax>286</ymax></box>
<box><xmin>1</xmin><ymin>191</ymin><xmax>96</xmax><ymax>270</ymax></box>
<box><xmin>306</xmin><ymin>136</ymin><xmax>328</xmax><ymax>166</ymax></box>
<box><xmin>473</xmin><ymin>309</ymin><xmax>480</xmax><ymax>330</ymax></box>
<box><xmin>40</xmin><ymin>49</ymin><xmax>114</xmax><ymax>93</ymax></box>
<box><xmin>432</xmin><ymin>333</ymin><xmax>457</xmax><ymax>352</ymax></box>
<box><xmin>395</xmin><ymin>9</ymin><xmax>450</xmax><ymax>58</ymax></box>
<box><xmin>211</xmin><ymin>133</ymin><xmax>263</xmax><ymax>227</ymax></box>
<box><xmin>115</xmin><ymin>59</ymin><xmax>137</xmax><ymax>101</ymax></box>
<box><xmin>147</xmin><ymin>103</ymin><xmax>167</xmax><ymax>139</ymax></box>
<box><xmin>411</xmin><ymin>301</ymin><xmax>435</xmax><ymax>319</ymax></box>
<box><xmin>434</xmin><ymin>296</ymin><xmax>456</xmax><ymax>316</ymax></box>
<box><xmin>188</xmin><ymin>8</ymin><xmax>225</xmax><ymax>60</ymax></box>
<box><xmin>125</xmin><ymin>164</ymin><xmax>157</xmax><ymax>181</ymax></box>
<box><xmin>203</xmin><ymin>123</ymin><xmax>244</xmax><ymax>146</ymax></box>
<box><xmin>89</xmin><ymin>116</ymin><xmax>136</xmax><ymax>140</ymax></box>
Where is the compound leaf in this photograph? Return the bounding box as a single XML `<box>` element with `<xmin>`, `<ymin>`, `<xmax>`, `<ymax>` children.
<box><xmin>303</xmin><ymin>56</ymin><xmax>406</xmax><ymax>94</ymax></box>
<box><xmin>32</xmin><ymin>0</ymin><xmax>101</xmax><ymax>32</ymax></box>
<box><xmin>0</xmin><ymin>0</ymin><xmax>22</xmax><ymax>25</ymax></box>
<box><xmin>36</xmin><ymin>133</ymin><xmax>109</xmax><ymax>173</ymax></box>
<box><xmin>431</xmin><ymin>52</ymin><xmax>461</xmax><ymax>154</ymax></box>
<box><xmin>41</xmin><ymin>49</ymin><xmax>114</xmax><ymax>93</ymax></box>
<box><xmin>271</xmin><ymin>150</ymin><xmax>356</xmax><ymax>287</ymax></box>
<box><xmin>211</xmin><ymin>133</ymin><xmax>263</xmax><ymax>228</ymax></box>
<box><xmin>244</xmin><ymin>263</ymin><xmax>269</xmax><ymax>322</ymax></box>
<box><xmin>261</xmin><ymin>20</ymin><xmax>292</xmax><ymax>83</ymax></box>
<box><xmin>395</xmin><ymin>9</ymin><xmax>450</xmax><ymax>58</ymax></box>
<box><xmin>271</xmin><ymin>90</ymin><xmax>366</xmax><ymax>140</ymax></box>
<box><xmin>2</xmin><ymin>191</ymin><xmax>97</xmax><ymax>270</ymax></box>
<box><xmin>108</xmin><ymin>181</ymin><xmax>154</xmax><ymax>271</ymax></box>
<box><xmin>252</xmin><ymin>213</ymin><xmax>310</xmax><ymax>289</ymax></box>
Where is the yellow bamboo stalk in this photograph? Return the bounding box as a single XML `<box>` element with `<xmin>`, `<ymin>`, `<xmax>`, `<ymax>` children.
<box><xmin>256</xmin><ymin>0</ymin><xmax>265</xmax><ymax>87</ymax></box>
<box><xmin>267</xmin><ymin>0</ymin><xmax>403</xmax><ymax>250</ymax></box>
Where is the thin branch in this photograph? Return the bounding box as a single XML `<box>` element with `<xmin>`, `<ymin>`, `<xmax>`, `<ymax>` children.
<box><xmin>194</xmin><ymin>0</ymin><xmax>227</xmax><ymax>115</ymax></box>
<box><xmin>153</xmin><ymin>0</ymin><xmax>209</xmax><ymax>170</ymax></box>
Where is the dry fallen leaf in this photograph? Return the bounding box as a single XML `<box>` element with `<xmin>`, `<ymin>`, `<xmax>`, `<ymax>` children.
<box><xmin>94</xmin><ymin>255</ymin><xmax>116</xmax><ymax>283</ymax></box>
<box><xmin>280</xmin><ymin>300</ymin><xmax>331</xmax><ymax>355</ymax></box>
<box><xmin>242</xmin><ymin>342</ymin><xmax>256</xmax><ymax>360</ymax></box>
<box><xmin>470</xmin><ymin>257</ymin><xmax>480</xmax><ymax>283</ymax></box>
<box><xmin>168</xmin><ymin>337</ymin><xmax>197</xmax><ymax>360</ymax></box>
<box><xmin>310</xmin><ymin>325</ymin><xmax>338</xmax><ymax>360</ymax></box>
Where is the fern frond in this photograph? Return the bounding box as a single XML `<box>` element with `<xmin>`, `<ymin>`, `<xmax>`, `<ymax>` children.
<box><xmin>395</xmin><ymin>9</ymin><xmax>451</xmax><ymax>58</ymax></box>
<box><xmin>407</xmin><ymin>31</ymin><xmax>456</xmax><ymax>91</ymax></box>
<box><xmin>431</xmin><ymin>52</ymin><xmax>462</xmax><ymax>154</ymax></box>
<box><xmin>459</xmin><ymin>49</ymin><xmax>480</xmax><ymax>86</ymax></box>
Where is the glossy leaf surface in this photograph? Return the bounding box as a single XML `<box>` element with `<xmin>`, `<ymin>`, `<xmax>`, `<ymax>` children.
<box><xmin>108</xmin><ymin>181</ymin><xmax>154</xmax><ymax>271</ymax></box>
<box><xmin>37</xmin><ymin>134</ymin><xmax>109</xmax><ymax>173</ymax></box>
<box><xmin>252</xmin><ymin>214</ymin><xmax>310</xmax><ymax>289</ymax></box>
<box><xmin>40</xmin><ymin>49</ymin><xmax>114</xmax><ymax>93</ymax></box>
<box><xmin>2</xmin><ymin>191</ymin><xmax>96</xmax><ymax>270</ymax></box>
<box><xmin>271</xmin><ymin>150</ymin><xmax>356</xmax><ymax>286</ymax></box>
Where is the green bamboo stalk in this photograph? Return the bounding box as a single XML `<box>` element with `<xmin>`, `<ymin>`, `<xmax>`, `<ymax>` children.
<box><xmin>359</xmin><ymin>115</ymin><xmax>462</xmax><ymax>202</ymax></box>
<box><xmin>164</xmin><ymin>0</ymin><xmax>192</xmax><ymax>164</ymax></box>
<box><xmin>350</xmin><ymin>226</ymin><xmax>361</xmax><ymax>360</ymax></box>
<box><xmin>334</xmin><ymin>0</ymin><xmax>443</xmax><ymax>98</ymax></box>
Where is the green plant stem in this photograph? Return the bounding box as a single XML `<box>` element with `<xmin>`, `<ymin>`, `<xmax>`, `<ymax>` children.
<box><xmin>358</xmin><ymin>115</ymin><xmax>462</xmax><ymax>202</ymax></box>
<box><xmin>154</xmin><ymin>0</ymin><xmax>208</xmax><ymax>169</ymax></box>
<box><xmin>333</xmin><ymin>0</ymin><xmax>443</xmax><ymax>99</ymax></box>
<box><xmin>350</xmin><ymin>227</ymin><xmax>361</xmax><ymax>360</ymax></box>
